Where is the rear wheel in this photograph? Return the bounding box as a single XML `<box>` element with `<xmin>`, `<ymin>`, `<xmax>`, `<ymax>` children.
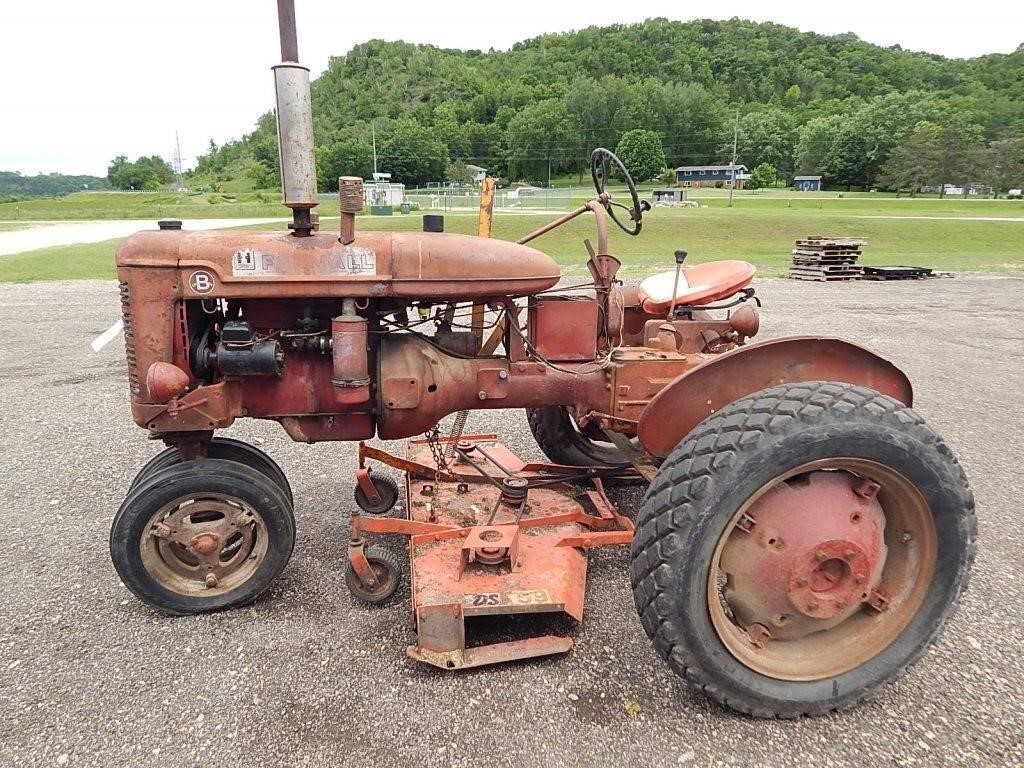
<box><xmin>526</xmin><ymin>406</ymin><xmax>630</xmax><ymax>467</ymax></box>
<box><xmin>111</xmin><ymin>459</ymin><xmax>296</xmax><ymax>615</ymax></box>
<box><xmin>629</xmin><ymin>381</ymin><xmax>975</xmax><ymax>717</ymax></box>
<box><xmin>129</xmin><ymin>437</ymin><xmax>293</xmax><ymax>505</ymax></box>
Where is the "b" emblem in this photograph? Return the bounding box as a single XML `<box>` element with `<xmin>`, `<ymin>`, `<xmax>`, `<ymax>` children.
<box><xmin>189</xmin><ymin>270</ymin><xmax>216</xmax><ymax>294</ymax></box>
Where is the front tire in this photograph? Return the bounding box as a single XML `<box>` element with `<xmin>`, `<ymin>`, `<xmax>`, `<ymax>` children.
<box><xmin>128</xmin><ymin>437</ymin><xmax>294</xmax><ymax>505</ymax></box>
<box><xmin>111</xmin><ymin>459</ymin><xmax>296</xmax><ymax>615</ymax></box>
<box><xmin>629</xmin><ymin>381</ymin><xmax>975</xmax><ymax>717</ymax></box>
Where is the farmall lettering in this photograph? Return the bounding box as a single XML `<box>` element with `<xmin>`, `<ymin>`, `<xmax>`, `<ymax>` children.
<box><xmin>107</xmin><ymin>0</ymin><xmax>974</xmax><ymax>720</ymax></box>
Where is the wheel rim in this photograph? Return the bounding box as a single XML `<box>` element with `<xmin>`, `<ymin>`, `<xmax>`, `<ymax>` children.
<box><xmin>352</xmin><ymin>561</ymin><xmax>395</xmax><ymax>599</ymax></box>
<box><xmin>140</xmin><ymin>492</ymin><xmax>269</xmax><ymax>597</ymax></box>
<box><xmin>707</xmin><ymin>459</ymin><xmax>937</xmax><ymax>681</ymax></box>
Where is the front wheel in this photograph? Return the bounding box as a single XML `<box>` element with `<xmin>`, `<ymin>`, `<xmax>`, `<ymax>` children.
<box><xmin>629</xmin><ymin>381</ymin><xmax>975</xmax><ymax>717</ymax></box>
<box><xmin>128</xmin><ymin>437</ymin><xmax>294</xmax><ymax>505</ymax></box>
<box><xmin>111</xmin><ymin>459</ymin><xmax>296</xmax><ymax>615</ymax></box>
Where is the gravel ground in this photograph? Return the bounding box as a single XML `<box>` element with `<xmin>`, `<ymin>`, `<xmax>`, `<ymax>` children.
<box><xmin>0</xmin><ymin>276</ymin><xmax>1021</xmax><ymax>768</ymax></box>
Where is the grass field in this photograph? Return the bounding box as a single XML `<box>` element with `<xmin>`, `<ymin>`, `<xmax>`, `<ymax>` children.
<box><xmin>2</xmin><ymin>200</ymin><xmax>1020</xmax><ymax>282</ymax></box>
<box><xmin>3</xmin><ymin>187</ymin><xmax>1023</xmax><ymax>223</ymax></box>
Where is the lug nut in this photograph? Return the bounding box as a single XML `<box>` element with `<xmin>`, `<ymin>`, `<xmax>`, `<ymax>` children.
<box><xmin>204</xmin><ymin>573</ymin><xmax>218</xmax><ymax>588</ymax></box>
<box><xmin>815</xmin><ymin>551</ymin><xmax>828</xmax><ymax>562</ymax></box>
<box><xmin>844</xmin><ymin>549</ymin><xmax>856</xmax><ymax>561</ymax></box>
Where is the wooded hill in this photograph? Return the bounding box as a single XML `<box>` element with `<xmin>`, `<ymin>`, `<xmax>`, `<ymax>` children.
<box><xmin>0</xmin><ymin>171</ymin><xmax>110</xmax><ymax>200</ymax></box>
<box><xmin>191</xmin><ymin>18</ymin><xmax>1024</xmax><ymax>191</ymax></box>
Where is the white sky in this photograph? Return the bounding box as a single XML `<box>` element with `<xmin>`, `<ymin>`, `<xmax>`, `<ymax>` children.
<box><xmin>2</xmin><ymin>1</ymin><xmax>1021</xmax><ymax>177</ymax></box>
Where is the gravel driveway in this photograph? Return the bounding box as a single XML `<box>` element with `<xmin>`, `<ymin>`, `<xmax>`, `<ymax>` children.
<box><xmin>0</xmin><ymin>277</ymin><xmax>1021</xmax><ymax>767</ymax></box>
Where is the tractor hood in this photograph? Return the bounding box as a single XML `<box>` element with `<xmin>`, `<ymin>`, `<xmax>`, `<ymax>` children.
<box><xmin>116</xmin><ymin>227</ymin><xmax>561</xmax><ymax>300</ymax></box>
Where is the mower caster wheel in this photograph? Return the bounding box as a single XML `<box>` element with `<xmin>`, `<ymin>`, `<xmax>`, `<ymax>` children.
<box><xmin>354</xmin><ymin>473</ymin><xmax>400</xmax><ymax>515</ymax></box>
<box><xmin>345</xmin><ymin>545</ymin><xmax>403</xmax><ymax>604</ymax></box>
<box><xmin>129</xmin><ymin>437</ymin><xmax>293</xmax><ymax>505</ymax></box>
<box><xmin>111</xmin><ymin>459</ymin><xmax>296</xmax><ymax>615</ymax></box>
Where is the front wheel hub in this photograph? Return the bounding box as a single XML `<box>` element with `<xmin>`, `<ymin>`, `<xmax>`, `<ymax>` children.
<box><xmin>721</xmin><ymin>471</ymin><xmax>887</xmax><ymax>641</ymax></box>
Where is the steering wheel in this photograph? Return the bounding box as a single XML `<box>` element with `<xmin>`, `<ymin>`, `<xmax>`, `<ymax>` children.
<box><xmin>590</xmin><ymin>147</ymin><xmax>650</xmax><ymax>236</ymax></box>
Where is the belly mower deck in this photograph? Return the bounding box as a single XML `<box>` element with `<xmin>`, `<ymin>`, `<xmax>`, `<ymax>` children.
<box><xmin>347</xmin><ymin>435</ymin><xmax>635</xmax><ymax>669</ymax></box>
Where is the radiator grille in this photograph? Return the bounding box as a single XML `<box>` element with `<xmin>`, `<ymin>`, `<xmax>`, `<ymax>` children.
<box><xmin>119</xmin><ymin>280</ymin><xmax>140</xmax><ymax>400</ymax></box>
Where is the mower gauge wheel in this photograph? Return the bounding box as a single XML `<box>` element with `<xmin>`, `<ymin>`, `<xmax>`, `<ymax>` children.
<box><xmin>591</xmin><ymin>147</ymin><xmax>650</xmax><ymax>236</ymax></box>
<box><xmin>354</xmin><ymin>473</ymin><xmax>401</xmax><ymax>515</ymax></box>
<box><xmin>345</xmin><ymin>545</ymin><xmax>403</xmax><ymax>604</ymax></box>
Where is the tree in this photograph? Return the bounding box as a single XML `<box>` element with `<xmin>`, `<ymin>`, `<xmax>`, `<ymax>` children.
<box><xmin>750</xmin><ymin>163</ymin><xmax>777</xmax><ymax>190</ymax></box>
<box><xmin>972</xmin><ymin>137</ymin><xmax>1024</xmax><ymax>198</ymax></box>
<box><xmin>877</xmin><ymin>121</ymin><xmax>942</xmax><ymax>196</ymax></box>
<box><xmin>795</xmin><ymin>115</ymin><xmax>844</xmax><ymax>176</ymax></box>
<box><xmin>376</xmin><ymin>119</ymin><xmax>449</xmax><ymax>187</ymax></box>
<box><xmin>935</xmin><ymin>115</ymin><xmax>985</xmax><ymax>197</ymax></box>
<box><xmin>503</xmin><ymin>99</ymin><xmax>575</xmax><ymax>183</ymax></box>
<box><xmin>107</xmin><ymin>155</ymin><xmax>162</xmax><ymax>190</ymax></box>
<box><xmin>734</xmin><ymin>109</ymin><xmax>796</xmax><ymax>177</ymax></box>
<box><xmin>445</xmin><ymin>161</ymin><xmax>475</xmax><ymax>185</ymax></box>
<box><xmin>614</xmin><ymin>129</ymin><xmax>666</xmax><ymax>183</ymax></box>
<box><xmin>316</xmin><ymin>130</ymin><xmax>373</xmax><ymax>191</ymax></box>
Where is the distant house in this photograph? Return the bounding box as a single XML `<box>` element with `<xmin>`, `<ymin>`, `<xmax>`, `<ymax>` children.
<box><xmin>675</xmin><ymin>164</ymin><xmax>749</xmax><ymax>189</ymax></box>
<box><xmin>466</xmin><ymin>164</ymin><xmax>488</xmax><ymax>183</ymax></box>
<box><xmin>794</xmin><ymin>175</ymin><xmax>823</xmax><ymax>192</ymax></box>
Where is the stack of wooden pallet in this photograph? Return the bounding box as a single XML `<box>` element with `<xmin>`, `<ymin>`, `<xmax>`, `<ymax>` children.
<box><xmin>789</xmin><ymin>237</ymin><xmax>866</xmax><ymax>281</ymax></box>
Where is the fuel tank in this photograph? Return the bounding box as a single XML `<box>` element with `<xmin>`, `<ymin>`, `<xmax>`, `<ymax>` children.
<box><xmin>116</xmin><ymin>228</ymin><xmax>561</xmax><ymax>299</ymax></box>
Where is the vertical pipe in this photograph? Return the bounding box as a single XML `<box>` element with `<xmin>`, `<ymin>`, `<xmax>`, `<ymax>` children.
<box><xmin>277</xmin><ymin>0</ymin><xmax>299</xmax><ymax>61</ymax></box>
<box><xmin>274</xmin><ymin>0</ymin><xmax>318</xmax><ymax>236</ymax></box>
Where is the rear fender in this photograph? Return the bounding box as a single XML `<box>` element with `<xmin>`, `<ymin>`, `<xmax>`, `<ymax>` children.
<box><xmin>636</xmin><ymin>336</ymin><xmax>913</xmax><ymax>457</ymax></box>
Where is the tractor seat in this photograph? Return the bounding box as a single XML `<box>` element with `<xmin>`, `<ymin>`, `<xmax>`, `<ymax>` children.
<box><xmin>638</xmin><ymin>260</ymin><xmax>756</xmax><ymax>314</ymax></box>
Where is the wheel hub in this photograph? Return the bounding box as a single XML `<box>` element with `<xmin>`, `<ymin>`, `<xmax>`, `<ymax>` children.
<box><xmin>720</xmin><ymin>471</ymin><xmax>887</xmax><ymax>641</ymax></box>
<box><xmin>189</xmin><ymin>532</ymin><xmax>221</xmax><ymax>555</ymax></box>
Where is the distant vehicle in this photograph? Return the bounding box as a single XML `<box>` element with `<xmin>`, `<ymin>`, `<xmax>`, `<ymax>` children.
<box><xmin>1008</xmin><ymin>189</ymin><xmax>1022</xmax><ymax>200</ymax></box>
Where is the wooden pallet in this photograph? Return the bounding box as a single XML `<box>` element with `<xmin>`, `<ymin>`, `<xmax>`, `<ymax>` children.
<box><xmin>797</xmin><ymin>237</ymin><xmax>869</xmax><ymax>247</ymax></box>
<box><xmin>790</xmin><ymin>263</ymin><xmax>863</xmax><ymax>273</ymax></box>
<box><xmin>860</xmin><ymin>266</ymin><xmax>932</xmax><ymax>281</ymax></box>
<box><xmin>789</xmin><ymin>272</ymin><xmax>862</xmax><ymax>282</ymax></box>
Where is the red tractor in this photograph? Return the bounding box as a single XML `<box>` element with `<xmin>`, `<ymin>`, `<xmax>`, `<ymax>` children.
<box><xmin>109</xmin><ymin>1</ymin><xmax>974</xmax><ymax>717</ymax></box>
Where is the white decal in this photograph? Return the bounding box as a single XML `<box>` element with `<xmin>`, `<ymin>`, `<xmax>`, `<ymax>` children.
<box><xmin>90</xmin><ymin>319</ymin><xmax>124</xmax><ymax>352</ymax></box>
<box><xmin>189</xmin><ymin>270</ymin><xmax>216</xmax><ymax>294</ymax></box>
<box><xmin>230</xmin><ymin>246</ymin><xmax>376</xmax><ymax>277</ymax></box>
<box><xmin>336</xmin><ymin>246</ymin><xmax>377</xmax><ymax>275</ymax></box>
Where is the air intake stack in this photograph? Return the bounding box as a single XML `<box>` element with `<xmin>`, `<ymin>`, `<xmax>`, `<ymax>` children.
<box><xmin>273</xmin><ymin>0</ymin><xmax>318</xmax><ymax>237</ymax></box>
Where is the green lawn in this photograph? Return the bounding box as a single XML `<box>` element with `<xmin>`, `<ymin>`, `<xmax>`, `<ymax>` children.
<box><xmin>0</xmin><ymin>239</ymin><xmax>123</xmax><ymax>282</ymax></box>
<box><xmin>2</xmin><ymin>203</ymin><xmax>1021</xmax><ymax>282</ymax></box>
<box><xmin>0</xmin><ymin>191</ymin><xmax>290</xmax><ymax>221</ymax></box>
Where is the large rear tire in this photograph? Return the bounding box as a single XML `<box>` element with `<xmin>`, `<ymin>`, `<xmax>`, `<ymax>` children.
<box><xmin>629</xmin><ymin>381</ymin><xmax>975</xmax><ymax>717</ymax></box>
<box><xmin>526</xmin><ymin>406</ymin><xmax>629</xmax><ymax>467</ymax></box>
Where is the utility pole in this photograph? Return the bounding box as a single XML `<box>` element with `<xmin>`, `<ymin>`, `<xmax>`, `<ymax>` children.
<box><xmin>173</xmin><ymin>131</ymin><xmax>184</xmax><ymax>190</ymax></box>
<box><xmin>728</xmin><ymin>110</ymin><xmax>738</xmax><ymax>208</ymax></box>
<box><xmin>372</xmin><ymin>121</ymin><xmax>378</xmax><ymax>176</ymax></box>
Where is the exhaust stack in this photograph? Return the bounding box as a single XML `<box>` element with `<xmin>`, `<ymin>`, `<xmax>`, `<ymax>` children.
<box><xmin>273</xmin><ymin>0</ymin><xmax>318</xmax><ymax>237</ymax></box>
